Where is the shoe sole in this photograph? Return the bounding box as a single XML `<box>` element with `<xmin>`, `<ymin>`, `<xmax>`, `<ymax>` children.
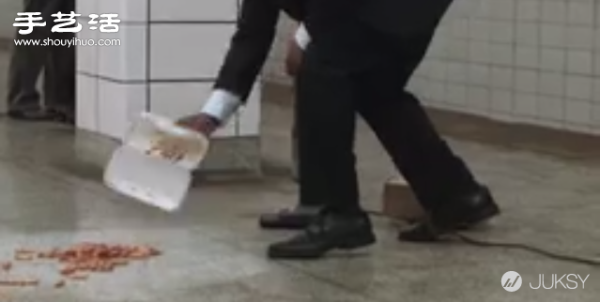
<box><xmin>267</xmin><ymin>232</ymin><xmax>376</xmax><ymax>259</ymax></box>
<box><xmin>260</xmin><ymin>223</ymin><xmax>308</xmax><ymax>230</ymax></box>
<box><xmin>399</xmin><ymin>203</ymin><xmax>501</xmax><ymax>242</ymax></box>
<box><xmin>259</xmin><ymin>219</ymin><xmax>312</xmax><ymax>230</ymax></box>
<box><xmin>459</xmin><ymin>202</ymin><xmax>501</xmax><ymax>228</ymax></box>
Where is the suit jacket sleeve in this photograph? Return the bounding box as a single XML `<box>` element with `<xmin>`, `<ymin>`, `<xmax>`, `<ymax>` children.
<box><xmin>213</xmin><ymin>0</ymin><xmax>280</xmax><ymax>102</ymax></box>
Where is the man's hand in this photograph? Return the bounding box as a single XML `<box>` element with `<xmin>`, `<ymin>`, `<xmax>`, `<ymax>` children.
<box><xmin>177</xmin><ymin>113</ymin><xmax>221</xmax><ymax>136</ymax></box>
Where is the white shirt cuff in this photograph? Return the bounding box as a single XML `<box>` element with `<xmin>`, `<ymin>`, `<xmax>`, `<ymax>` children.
<box><xmin>294</xmin><ymin>24</ymin><xmax>311</xmax><ymax>50</ymax></box>
<box><xmin>200</xmin><ymin>89</ymin><xmax>242</xmax><ymax>124</ymax></box>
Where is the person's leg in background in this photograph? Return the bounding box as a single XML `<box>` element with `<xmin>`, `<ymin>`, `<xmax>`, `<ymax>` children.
<box><xmin>355</xmin><ymin>31</ymin><xmax>500</xmax><ymax>242</ymax></box>
<box><xmin>259</xmin><ymin>24</ymin><xmax>325</xmax><ymax>230</ymax></box>
<box><xmin>7</xmin><ymin>0</ymin><xmax>63</xmax><ymax>120</ymax></box>
<box><xmin>44</xmin><ymin>0</ymin><xmax>75</xmax><ymax>124</ymax></box>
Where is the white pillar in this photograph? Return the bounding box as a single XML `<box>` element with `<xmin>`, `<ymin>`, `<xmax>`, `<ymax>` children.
<box><xmin>76</xmin><ymin>0</ymin><xmax>262</xmax><ymax>171</ymax></box>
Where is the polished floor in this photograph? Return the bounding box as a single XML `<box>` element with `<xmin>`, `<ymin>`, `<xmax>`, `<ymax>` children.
<box><xmin>0</xmin><ymin>53</ymin><xmax>599</xmax><ymax>301</ymax></box>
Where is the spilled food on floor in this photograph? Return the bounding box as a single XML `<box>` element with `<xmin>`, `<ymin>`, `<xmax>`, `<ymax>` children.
<box><xmin>0</xmin><ymin>243</ymin><xmax>161</xmax><ymax>291</ymax></box>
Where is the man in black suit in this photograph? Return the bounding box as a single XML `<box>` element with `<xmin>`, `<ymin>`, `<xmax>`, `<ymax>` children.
<box><xmin>7</xmin><ymin>0</ymin><xmax>75</xmax><ymax>123</ymax></box>
<box><xmin>180</xmin><ymin>0</ymin><xmax>500</xmax><ymax>259</ymax></box>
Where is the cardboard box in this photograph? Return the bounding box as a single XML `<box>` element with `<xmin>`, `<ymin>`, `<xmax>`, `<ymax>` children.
<box><xmin>382</xmin><ymin>176</ymin><xmax>426</xmax><ymax>222</ymax></box>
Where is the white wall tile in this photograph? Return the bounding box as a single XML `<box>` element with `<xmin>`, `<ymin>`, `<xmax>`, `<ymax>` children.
<box><xmin>447</xmin><ymin>62</ymin><xmax>467</xmax><ymax>83</ymax></box>
<box><xmin>468</xmin><ymin>41</ymin><xmax>491</xmax><ymax>63</ymax></box>
<box><xmin>566</xmin><ymin>50</ymin><xmax>593</xmax><ymax>75</ymax></box>
<box><xmin>540</xmin><ymin>48</ymin><xmax>565</xmax><ymax>72</ymax></box>
<box><xmin>537</xmin><ymin>96</ymin><xmax>564</xmax><ymax>121</ymax></box>
<box><xmin>466</xmin><ymin>87</ymin><xmax>490</xmax><ymax>113</ymax></box>
<box><xmin>446</xmin><ymin>85</ymin><xmax>468</xmax><ymax>106</ymax></box>
<box><xmin>76</xmin><ymin>0</ymin><xmax>98</xmax><ymax>19</ymax></box>
<box><xmin>514</xmin><ymin>70</ymin><xmax>538</xmax><ymax>93</ymax></box>
<box><xmin>567</xmin><ymin>0</ymin><xmax>594</xmax><ymax>26</ymax></box>
<box><xmin>149</xmin><ymin>82</ymin><xmax>237</xmax><ymax>138</ymax></box>
<box><xmin>489</xmin><ymin>21</ymin><xmax>514</xmax><ymax>43</ymax></box>
<box><xmin>76</xmin><ymin>23</ymin><xmax>98</xmax><ymax>74</ymax></box>
<box><xmin>97</xmin><ymin>24</ymin><xmax>146</xmax><ymax>80</ymax></box>
<box><xmin>150</xmin><ymin>24</ymin><xmax>235</xmax><ymax>79</ymax></box>
<box><xmin>150</xmin><ymin>0</ymin><xmax>237</xmax><ymax>22</ymax></box>
<box><xmin>488</xmin><ymin>0</ymin><xmax>515</xmax><ymax>20</ymax></box>
<box><xmin>516</xmin><ymin>0</ymin><xmax>540</xmax><ymax>22</ymax></box>
<box><xmin>515</xmin><ymin>47</ymin><xmax>538</xmax><ymax>69</ymax></box>
<box><xmin>514</xmin><ymin>93</ymin><xmax>538</xmax><ymax>117</ymax></box>
<box><xmin>539</xmin><ymin>72</ymin><xmax>564</xmax><ymax>97</ymax></box>
<box><xmin>489</xmin><ymin>44</ymin><xmax>513</xmax><ymax>66</ymax></box>
<box><xmin>467</xmin><ymin>64</ymin><xmax>489</xmax><ymax>86</ymax></box>
<box><xmin>541</xmin><ymin>0</ymin><xmax>566</xmax><ymax>23</ymax></box>
<box><xmin>238</xmin><ymin>85</ymin><xmax>261</xmax><ymax>136</ymax></box>
<box><xmin>97</xmin><ymin>0</ymin><xmax>147</xmax><ymax>22</ymax></box>
<box><xmin>97</xmin><ymin>80</ymin><xmax>146</xmax><ymax>139</ymax></box>
<box><xmin>491</xmin><ymin>67</ymin><xmax>513</xmax><ymax>89</ymax></box>
<box><xmin>591</xmin><ymin>104</ymin><xmax>600</xmax><ymax>129</ymax></box>
<box><xmin>593</xmin><ymin>79</ymin><xmax>600</xmax><ymax>104</ymax></box>
<box><xmin>75</xmin><ymin>75</ymin><xmax>98</xmax><ymax>132</ymax></box>
<box><xmin>490</xmin><ymin>89</ymin><xmax>513</xmax><ymax>113</ymax></box>
<box><xmin>540</xmin><ymin>24</ymin><xmax>566</xmax><ymax>47</ymax></box>
<box><xmin>565</xmin><ymin>76</ymin><xmax>593</xmax><ymax>101</ymax></box>
<box><xmin>515</xmin><ymin>23</ymin><xmax>539</xmax><ymax>46</ymax></box>
<box><xmin>565</xmin><ymin>100</ymin><xmax>592</xmax><ymax>125</ymax></box>
<box><xmin>566</xmin><ymin>26</ymin><xmax>594</xmax><ymax>50</ymax></box>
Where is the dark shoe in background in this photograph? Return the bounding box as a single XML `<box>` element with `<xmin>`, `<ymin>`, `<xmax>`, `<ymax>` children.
<box><xmin>259</xmin><ymin>205</ymin><xmax>321</xmax><ymax>230</ymax></box>
<box><xmin>399</xmin><ymin>185</ymin><xmax>500</xmax><ymax>242</ymax></box>
<box><xmin>267</xmin><ymin>211</ymin><xmax>376</xmax><ymax>259</ymax></box>
<box><xmin>7</xmin><ymin>108</ymin><xmax>57</xmax><ymax>121</ymax></box>
<box><xmin>47</xmin><ymin>108</ymin><xmax>75</xmax><ymax>125</ymax></box>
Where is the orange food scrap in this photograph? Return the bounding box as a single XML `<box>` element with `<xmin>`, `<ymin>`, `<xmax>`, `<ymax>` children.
<box><xmin>4</xmin><ymin>243</ymin><xmax>161</xmax><ymax>288</ymax></box>
<box><xmin>1</xmin><ymin>262</ymin><xmax>11</xmax><ymax>272</ymax></box>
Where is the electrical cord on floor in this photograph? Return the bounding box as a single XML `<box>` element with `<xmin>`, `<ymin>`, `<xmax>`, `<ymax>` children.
<box><xmin>365</xmin><ymin>210</ymin><xmax>600</xmax><ymax>267</ymax></box>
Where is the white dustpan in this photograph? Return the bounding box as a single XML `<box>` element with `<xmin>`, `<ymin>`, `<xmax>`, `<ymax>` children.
<box><xmin>103</xmin><ymin>112</ymin><xmax>210</xmax><ymax>211</ymax></box>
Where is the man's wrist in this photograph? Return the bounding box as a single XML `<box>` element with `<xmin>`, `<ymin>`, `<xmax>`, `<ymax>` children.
<box><xmin>200</xmin><ymin>90</ymin><xmax>242</xmax><ymax>124</ymax></box>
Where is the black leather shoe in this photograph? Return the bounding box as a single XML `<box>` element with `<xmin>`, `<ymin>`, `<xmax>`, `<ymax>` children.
<box><xmin>47</xmin><ymin>108</ymin><xmax>75</xmax><ymax>125</ymax></box>
<box><xmin>259</xmin><ymin>206</ymin><xmax>321</xmax><ymax>230</ymax></box>
<box><xmin>399</xmin><ymin>185</ymin><xmax>500</xmax><ymax>242</ymax></box>
<box><xmin>268</xmin><ymin>212</ymin><xmax>376</xmax><ymax>259</ymax></box>
<box><xmin>7</xmin><ymin>109</ymin><xmax>57</xmax><ymax>121</ymax></box>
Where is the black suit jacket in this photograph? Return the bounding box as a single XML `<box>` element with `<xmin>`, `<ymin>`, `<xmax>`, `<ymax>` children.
<box><xmin>214</xmin><ymin>0</ymin><xmax>453</xmax><ymax>102</ymax></box>
<box><xmin>358</xmin><ymin>0</ymin><xmax>452</xmax><ymax>37</ymax></box>
<box><xmin>213</xmin><ymin>0</ymin><xmax>304</xmax><ymax>101</ymax></box>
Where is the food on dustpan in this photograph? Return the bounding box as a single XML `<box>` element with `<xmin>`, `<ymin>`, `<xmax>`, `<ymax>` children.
<box><xmin>145</xmin><ymin>130</ymin><xmax>207</xmax><ymax>163</ymax></box>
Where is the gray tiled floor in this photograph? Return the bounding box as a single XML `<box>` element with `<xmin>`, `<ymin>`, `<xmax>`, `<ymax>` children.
<box><xmin>0</xmin><ymin>54</ymin><xmax>599</xmax><ymax>301</ymax></box>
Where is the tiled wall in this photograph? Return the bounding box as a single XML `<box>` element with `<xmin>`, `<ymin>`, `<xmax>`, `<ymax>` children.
<box><xmin>408</xmin><ymin>0</ymin><xmax>600</xmax><ymax>134</ymax></box>
<box><xmin>264</xmin><ymin>0</ymin><xmax>600</xmax><ymax>134</ymax></box>
<box><xmin>76</xmin><ymin>0</ymin><xmax>261</xmax><ymax>139</ymax></box>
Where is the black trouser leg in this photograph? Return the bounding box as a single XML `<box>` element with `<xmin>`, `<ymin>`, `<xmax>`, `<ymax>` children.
<box><xmin>45</xmin><ymin>32</ymin><xmax>75</xmax><ymax>116</ymax></box>
<box><xmin>7</xmin><ymin>0</ymin><xmax>64</xmax><ymax>112</ymax></box>
<box><xmin>356</xmin><ymin>34</ymin><xmax>479</xmax><ymax>211</ymax></box>
<box><xmin>44</xmin><ymin>0</ymin><xmax>75</xmax><ymax>117</ymax></box>
<box><xmin>295</xmin><ymin>45</ymin><xmax>360</xmax><ymax>213</ymax></box>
